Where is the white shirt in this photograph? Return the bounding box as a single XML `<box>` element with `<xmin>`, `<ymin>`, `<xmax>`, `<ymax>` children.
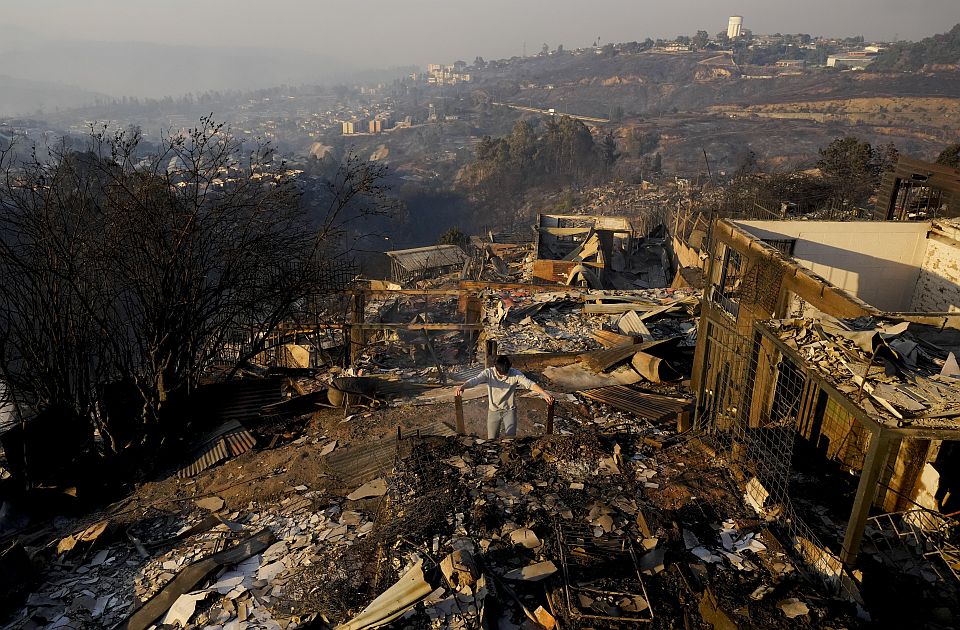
<box><xmin>462</xmin><ymin>367</ymin><xmax>536</xmax><ymax>411</ymax></box>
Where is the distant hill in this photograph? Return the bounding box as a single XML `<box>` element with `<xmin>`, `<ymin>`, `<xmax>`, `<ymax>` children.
<box><xmin>871</xmin><ymin>24</ymin><xmax>960</xmax><ymax>72</ymax></box>
<box><xmin>0</xmin><ymin>74</ymin><xmax>107</xmax><ymax>117</ymax></box>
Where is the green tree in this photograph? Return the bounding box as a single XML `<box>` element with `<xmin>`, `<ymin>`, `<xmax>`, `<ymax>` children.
<box><xmin>596</xmin><ymin>132</ymin><xmax>619</xmax><ymax>167</ymax></box>
<box><xmin>817</xmin><ymin>136</ymin><xmax>881</xmax><ymax>206</ymax></box>
<box><xmin>936</xmin><ymin>143</ymin><xmax>960</xmax><ymax>168</ymax></box>
<box><xmin>439</xmin><ymin>227</ymin><xmax>470</xmax><ymax>250</ymax></box>
<box><xmin>507</xmin><ymin>119</ymin><xmax>538</xmax><ymax>172</ymax></box>
<box><xmin>692</xmin><ymin>30</ymin><xmax>710</xmax><ymax>50</ymax></box>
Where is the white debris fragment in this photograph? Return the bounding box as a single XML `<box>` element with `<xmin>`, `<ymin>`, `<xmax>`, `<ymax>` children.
<box><xmin>162</xmin><ymin>591</ymin><xmax>208</xmax><ymax>626</ymax></box>
<box><xmin>778</xmin><ymin>598</ymin><xmax>810</xmax><ymax>619</ymax></box>
<box><xmin>346</xmin><ymin>478</ymin><xmax>388</xmax><ymax>500</ymax></box>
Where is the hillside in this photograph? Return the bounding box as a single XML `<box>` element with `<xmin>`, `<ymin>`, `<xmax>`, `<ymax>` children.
<box><xmin>0</xmin><ymin>75</ymin><xmax>107</xmax><ymax>117</ymax></box>
<box><xmin>872</xmin><ymin>24</ymin><xmax>960</xmax><ymax>71</ymax></box>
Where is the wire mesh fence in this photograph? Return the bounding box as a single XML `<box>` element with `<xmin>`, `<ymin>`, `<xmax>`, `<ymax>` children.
<box><xmin>863</xmin><ymin>509</ymin><xmax>960</xmax><ymax>586</ymax></box>
<box><xmin>694</xmin><ymin>318</ymin><xmax>860</xmax><ymax>597</ymax></box>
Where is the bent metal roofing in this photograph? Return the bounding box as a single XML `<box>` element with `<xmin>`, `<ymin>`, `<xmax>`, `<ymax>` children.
<box><xmin>385</xmin><ymin>245</ymin><xmax>467</xmax><ymax>272</ymax></box>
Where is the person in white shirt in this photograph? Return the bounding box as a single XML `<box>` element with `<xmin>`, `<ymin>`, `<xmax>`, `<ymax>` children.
<box><xmin>455</xmin><ymin>355</ymin><xmax>554</xmax><ymax>439</ymax></box>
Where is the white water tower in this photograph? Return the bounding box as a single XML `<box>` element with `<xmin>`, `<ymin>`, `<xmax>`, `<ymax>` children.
<box><xmin>727</xmin><ymin>16</ymin><xmax>743</xmax><ymax>39</ymax></box>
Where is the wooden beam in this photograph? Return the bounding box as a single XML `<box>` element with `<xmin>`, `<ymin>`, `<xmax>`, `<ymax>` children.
<box><xmin>458</xmin><ymin>281</ymin><xmax>561</xmax><ymax>292</ymax></box>
<box><xmin>583</xmin><ymin>303</ymin><xmax>678</xmax><ymax>314</ymax></box>
<box><xmin>351</xmin><ymin>323</ymin><xmax>484</xmax><ymax>331</ymax></box>
<box><xmin>350</xmin><ymin>291</ymin><xmax>366</xmax><ymax>366</ymax></box>
<box><xmin>455</xmin><ymin>395</ymin><xmax>466</xmax><ymax>435</ymax></box>
<box><xmin>840</xmin><ymin>430</ymin><xmax>894</xmax><ymax>567</ymax></box>
<box><xmin>540</xmin><ymin>227</ymin><xmax>594</xmax><ymax>236</ymax></box>
<box><xmin>362</xmin><ymin>289</ymin><xmax>464</xmax><ymax>296</ymax></box>
<box><xmin>485</xmin><ymin>339</ymin><xmax>498</xmax><ymax>368</ymax></box>
<box><xmin>421</xmin><ymin>329</ymin><xmax>446</xmax><ymax>385</ymax></box>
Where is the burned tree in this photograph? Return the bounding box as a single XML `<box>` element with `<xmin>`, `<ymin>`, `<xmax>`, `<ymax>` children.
<box><xmin>0</xmin><ymin>118</ymin><xmax>398</xmax><ymax>481</ymax></box>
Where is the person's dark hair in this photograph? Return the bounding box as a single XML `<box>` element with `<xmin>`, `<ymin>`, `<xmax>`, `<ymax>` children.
<box><xmin>494</xmin><ymin>355</ymin><xmax>511</xmax><ymax>375</ymax></box>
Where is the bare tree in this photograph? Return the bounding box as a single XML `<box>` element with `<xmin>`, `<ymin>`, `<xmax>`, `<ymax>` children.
<box><xmin>0</xmin><ymin>117</ymin><xmax>398</xmax><ymax>477</ymax></box>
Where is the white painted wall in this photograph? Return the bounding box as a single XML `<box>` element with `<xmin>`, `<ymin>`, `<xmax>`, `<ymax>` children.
<box><xmin>735</xmin><ymin>221</ymin><xmax>931</xmax><ymax>312</ymax></box>
<box><xmin>912</xmin><ymin>220</ymin><xmax>960</xmax><ymax>313</ymax></box>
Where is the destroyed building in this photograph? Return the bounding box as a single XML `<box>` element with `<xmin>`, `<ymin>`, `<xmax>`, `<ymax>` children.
<box><xmin>533</xmin><ymin>214</ymin><xmax>670</xmax><ymax>289</ymax></box>
<box><xmin>692</xmin><ymin>217</ymin><xmax>960</xmax><ymax>603</ymax></box>
<box><xmin>1</xmin><ymin>204</ymin><xmax>959</xmax><ymax>629</ymax></box>
<box><xmin>877</xmin><ymin>156</ymin><xmax>960</xmax><ymax>221</ymax></box>
<box><xmin>384</xmin><ymin>245</ymin><xmax>468</xmax><ymax>284</ymax></box>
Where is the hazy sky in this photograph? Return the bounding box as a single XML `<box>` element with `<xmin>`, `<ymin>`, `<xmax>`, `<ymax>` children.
<box><xmin>0</xmin><ymin>0</ymin><xmax>957</xmax><ymax>103</ymax></box>
<box><xmin>4</xmin><ymin>0</ymin><xmax>957</xmax><ymax>67</ymax></box>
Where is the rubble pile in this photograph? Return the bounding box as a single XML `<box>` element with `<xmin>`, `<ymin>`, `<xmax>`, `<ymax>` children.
<box><xmin>1</xmin><ymin>369</ymin><xmax>876</xmax><ymax>630</ymax></box>
<box><xmin>482</xmin><ymin>288</ymin><xmax>700</xmax><ymax>355</ymax></box>
<box><xmin>771</xmin><ymin>317</ymin><xmax>960</xmax><ymax>425</ymax></box>
<box><xmin>4</xmin><ymin>481</ymin><xmax>388</xmax><ymax>629</ymax></box>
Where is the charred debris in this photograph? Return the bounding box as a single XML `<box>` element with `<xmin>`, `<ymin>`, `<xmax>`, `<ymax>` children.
<box><xmin>1</xmin><ymin>203</ymin><xmax>960</xmax><ymax>630</ymax></box>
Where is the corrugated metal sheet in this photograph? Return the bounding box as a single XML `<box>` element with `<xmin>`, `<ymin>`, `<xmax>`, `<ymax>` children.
<box><xmin>336</xmin><ymin>560</ymin><xmax>434</xmax><ymax>630</ymax></box>
<box><xmin>324</xmin><ymin>439</ymin><xmax>398</xmax><ymax>489</ymax></box>
<box><xmin>385</xmin><ymin>245</ymin><xmax>467</xmax><ymax>273</ymax></box>
<box><xmin>178</xmin><ymin>420</ymin><xmax>257</xmax><ymax>478</ymax></box>
<box><xmin>400</xmin><ymin>421</ymin><xmax>458</xmax><ymax>438</ymax></box>
<box><xmin>580</xmin><ymin>385</ymin><xmax>691</xmax><ymax>422</ymax></box>
<box><xmin>592</xmin><ymin>329</ymin><xmax>637</xmax><ymax>348</ymax></box>
<box><xmin>190</xmin><ymin>378</ymin><xmax>284</xmax><ymax>425</ymax></box>
<box><xmin>579</xmin><ymin>344</ymin><xmax>643</xmax><ymax>372</ymax></box>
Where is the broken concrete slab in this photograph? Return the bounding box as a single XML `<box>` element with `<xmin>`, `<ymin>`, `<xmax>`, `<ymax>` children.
<box><xmin>346</xmin><ymin>478</ymin><xmax>388</xmax><ymax>501</ymax></box>
<box><xmin>194</xmin><ymin>496</ymin><xmax>225</xmax><ymax>512</ymax></box>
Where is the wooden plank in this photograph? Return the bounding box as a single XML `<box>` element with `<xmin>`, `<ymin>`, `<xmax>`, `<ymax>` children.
<box><xmin>455</xmin><ymin>395</ymin><xmax>466</xmax><ymax>435</ymax></box>
<box><xmin>458</xmin><ymin>281</ymin><xmax>561</xmax><ymax>291</ymax></box>
<box><xmin>639</xmin><ymin>304</ymin><xmax>679</xmax><ymax>321</ymax></box>
<box><xmin>506</xmin><ymin>352</ymin><xmax>582</xmax><ymax>369</ymax></box>
<box><xmin>362</xmin><ymin>289</ymin><xmax>463</xmax><ymax>296</ymax></box>
<box><xmin>540</xmin><ymin>227</ymin><xmax>594</xmax><ymax>236</ymax></box>
<box><xmin>592</xmin><ymin>329</ymin><xmax>639</xmax><ymax>348</ymax></box>
<box><xmin>421</xmin><ymin>330</ymin><xmax>446</xmax><ymax>385</ymax></box>
<box><xmin>546</xmin><ymin>400</ymin><xmax>555</xmax><ymax>435</ymax></box>
<box><xmin>351</xmin><ymin>323</ymin><xmax>484</xmax><ymax>331</ymax></box>
<box><xmin>579</xmin><ymin>344</ymin><xmax>644</xmax><ymax>372</ymax></box>
<box><xmin>583</xmin><ymin>303</ymin><xmax>680</xmax><ymax>315</ymax></box>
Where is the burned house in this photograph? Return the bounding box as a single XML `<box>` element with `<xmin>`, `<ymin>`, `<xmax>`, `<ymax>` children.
<box><xmin>533</xmin><ymin>214</ymin><xmax>669</xmax><ymax>289</ymax></box>
<box><xmin>693</xmin><ymin>217</ymin><xmax>960</xmax><ymax>593</ymax></box>
<box><xmin>877</xmin><ymin>156</ymin><xmax>960</xmax><ymax>221</ymax></box>
<box><xmin>384</xmin><ymin>245</ymin><xmax>468</xmax><ymax>284</ymax></box>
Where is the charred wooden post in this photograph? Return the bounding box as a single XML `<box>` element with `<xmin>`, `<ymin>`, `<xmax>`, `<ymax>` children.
<box><xmin>545</xmin><ymin>400</ymin><xmax>555</xmax><ymax>435</ymax></box>
<box><xmin>485</xmin><ymin>339</ymin><xmax>498</xmax><ymax>368</ymax></box>
<box><xmin>455</xmin><ymin>394</ymin><xmax>466</xmax><ymax>435</ymax></box>
<box><xmin>349</xmin><ymin>291</ymin><xmax>366</xmax><ymax>366</ymax></box>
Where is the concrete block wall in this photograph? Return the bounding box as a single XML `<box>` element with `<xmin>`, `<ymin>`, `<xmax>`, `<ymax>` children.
<box><xmin>911</xmin><ymin>221</ymin><xmax>960</xmax><ymax>313</ymax></box>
